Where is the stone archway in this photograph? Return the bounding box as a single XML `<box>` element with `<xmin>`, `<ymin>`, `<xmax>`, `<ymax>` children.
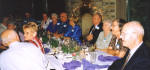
<box><xmin>81</xmin><ymin>13</ymin><xmax>93</xmax><ymax>36</ymax></box>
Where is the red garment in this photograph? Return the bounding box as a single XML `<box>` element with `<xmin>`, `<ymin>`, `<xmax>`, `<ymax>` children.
<box><xmin>29</xmin><ymin>36</ymin><xmax>45</xmax><ymax>54</ymax></box>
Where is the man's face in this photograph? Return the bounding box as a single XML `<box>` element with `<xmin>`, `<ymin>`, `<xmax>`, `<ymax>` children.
<box><xmin>42</xmin><ymin>14</ymin><xmax>48</xmax><ymax>20</ymax></box>
<box><xmin>25</xmin><ymin>13</ymin><xmax>30</xmax><ymax>18</ymax></box>
<box><xmin>121</xmin><ymin>26</ymin><xmax>137</xmax><ymax>49</ymax></box>
<box><xmin>60</xmin><ymin>13</ymin><xmax>67</xmax><ymax>23</ymax></box>
<box><xmin>92</xmin><ymin>14</ymin><xmax>101</xmax><ymax>25</ymax></box>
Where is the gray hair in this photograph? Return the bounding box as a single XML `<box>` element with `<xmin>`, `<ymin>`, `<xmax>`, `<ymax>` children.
<box><xmin>103</xmin><ymin>19</ymin><xmax>112</xmax><ymax>26</ymax></box>
<box><xmin>51</xmin><ymin>13</ymin><xmax>58</xmax><ymax>19</ymax></box>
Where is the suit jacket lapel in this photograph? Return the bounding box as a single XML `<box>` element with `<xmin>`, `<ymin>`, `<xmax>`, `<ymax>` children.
<box><xmin>123</xmin><ymin>43</ymin><xmax>145</xmax><ymax>70</ymax></box>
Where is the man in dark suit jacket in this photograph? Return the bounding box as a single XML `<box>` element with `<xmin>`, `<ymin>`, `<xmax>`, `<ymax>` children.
<box><xmin>108</xmin><ymin>21</ymin><xmax>150</xmax><ymax>70</ymax></box>
<box><xmin>86</xmin><ymin>13</ymin><xmax>103</xmax><ymax>45</ymax></box>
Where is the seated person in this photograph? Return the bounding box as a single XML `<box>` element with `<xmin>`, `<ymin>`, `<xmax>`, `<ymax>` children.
<box><xmin>0</xmin><ymin>29</ymin><xmax>46</xmax><ymax>70</ymax></box>
<box><xmin>86</xmin><ymin>13</ymin><xmax>103</xmax><ymax>45</ymax></box>
<box><xmin>0</xmin><ymin>20</ymin><xmax>16</xmax><ymax>53</ymax></box>
<box><xmin>0</xmin><ymin>17</ymin><xmax>9</xmax><ymax>34</ymax></box>
<box><xmin>40</xmin><ymin>13</ymin><xmax>51</xmax><ymax>30</ymax></box>
<box><xmin>7</xmin><ymin>20</ymin><xmax>16</xmax><ymax>30</ymax></box>
<box><xmin>57</xmin><ymin>12</ymin><xmax>69</xmax><ymax>34</ymax></box>
<box><xmin>23</xmin><ymin>12</ymin><xmax>36</xmax><ymax>24</ymax></box>
<box><xmin>96</xmin><ymin>19</ymin><xmax>112</xmax><ymax>49</ymax></box>
<box><xmin>107</xmin><ymin>19</ymin><xmax>127</xmax><ymax>57</ymax></box>
<box><xmin>108</xmin><ymin>21</ymin><xmax>150</xmax><ymax>70</ymax></box>
<box><xmin>23</xmin><ymin>22</ymin><xmax>45</xmax><ymax>54</ymax></box>
<box><xmin>64</xmin><ymin>17</ymin><xmax>82</xmax><ymax>44</ymax></box>
<box><xmin>46</xmin><ymin>13</ymin><xmax>59</xmax><ymax>37</ymax></box>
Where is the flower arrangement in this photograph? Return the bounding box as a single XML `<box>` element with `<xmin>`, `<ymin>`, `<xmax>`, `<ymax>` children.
<box><xmin>61</xmin><ymin>39</ymin><xmax>81</xmax><ymax>53</ymax></box>
<box><xmin>49</xmin><ymin>38</ymin><xmax>59</xmax><ymax>48</ymax></box>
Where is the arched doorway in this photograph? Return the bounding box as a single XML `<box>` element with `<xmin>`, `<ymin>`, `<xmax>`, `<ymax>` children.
<box><xmin>81</xmin><ymin>13</ymin><xmax>92</xmax><ymax>36</ymax></box>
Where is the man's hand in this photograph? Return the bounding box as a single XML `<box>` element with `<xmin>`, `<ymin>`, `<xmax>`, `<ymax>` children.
<box><xmin>87</xmin><ymin>34</ymin><xmax>93</xmax><ymax>41</ymax></box>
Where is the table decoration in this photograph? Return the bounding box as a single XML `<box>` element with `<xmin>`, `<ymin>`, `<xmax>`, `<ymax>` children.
<box><xmin>49</xmin><ymin>38</ymin><xmax>59</xmax><ymax>48</ymax></box>
<box><xmin>98</xmin><ymin>55</ymin><xmax>120</xmax><ymax>62</ymax></box>
<box><xmin>61</xmin><ymin>39</ymin><xmax>81</xmax><ymax>54</ymax></box>
<box><xmin>82</xmin><ymin>59</ymin><xmax>110</xmax><ymax>70</ymax></box>
<box><xmin>63</xmin><ymin>60</ymin><xmax>81</xmax><ymax>70</ymax></box>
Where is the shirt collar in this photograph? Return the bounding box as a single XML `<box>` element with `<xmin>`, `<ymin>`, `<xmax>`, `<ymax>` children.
<box><xmin>129</xmin><ymin>41</ymin><xmax>143</xmax><ymax>59</ymax></box>
<box><xmin>9</xmin><ymin>41</ymin><xmax>20</xmax><ymax>48</ymax></box>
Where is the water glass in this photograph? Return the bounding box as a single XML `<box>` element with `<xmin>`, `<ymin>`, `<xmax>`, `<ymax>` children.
<box><xmin>90</xmin><ymin>52</ymin><xmax>97</xmax><ymax>63</ymax></box>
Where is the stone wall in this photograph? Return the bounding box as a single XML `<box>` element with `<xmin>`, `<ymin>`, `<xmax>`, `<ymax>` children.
<box><xmin>65</xmin><ymin>0</ymin><xmax>126</xmax><ymax>36</ymax></box>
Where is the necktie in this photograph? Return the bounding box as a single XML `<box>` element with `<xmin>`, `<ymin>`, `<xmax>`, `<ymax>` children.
<box><xmin>121</xmin><ymin>52</ymin><xmax>130</xmax><ymax>70</ymax></box>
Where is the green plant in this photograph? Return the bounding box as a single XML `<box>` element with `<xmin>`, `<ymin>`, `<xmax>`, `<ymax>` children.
<box><xmin>50</xmin><ymin>38</ymin><xmax>59</xmax><ymax>48</ymax></box>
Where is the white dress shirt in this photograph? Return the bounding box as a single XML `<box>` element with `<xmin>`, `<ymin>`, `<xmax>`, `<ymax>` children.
<box><xmin>41</xmin><ymin>18</ymin><xmax>52</xmax><ymax>30</ymax></box>
<box><xmin>128</xmin><ymin>41</ymin><xmax>143</xmax><ymax>61</ymax></box>
<box><xmin>0</xmin><ymin>41</ymin><xmax>47</xmax><ymax>70</ymax></box>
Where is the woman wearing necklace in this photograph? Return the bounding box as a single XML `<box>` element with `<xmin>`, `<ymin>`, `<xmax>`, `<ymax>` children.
<box><xmin>23</xmin><ymin>22</ymin><xmax>45</xmax><ymax>54</ymax></box>
<box><xmin>108</xmin><ymin>19</ymin><xmax>127</xmax><ymax>57</ymax></box>
<box><xmin>96</xmin><ymin>19</ymin><xmax>112</xmax><ymax>49</ymax></box>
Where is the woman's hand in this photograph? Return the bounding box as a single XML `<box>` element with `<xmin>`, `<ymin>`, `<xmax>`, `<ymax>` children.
<box><xmin>64</xmin><ymin>37</ymin><xmax>70</xmax><ymax>40</ymax></box>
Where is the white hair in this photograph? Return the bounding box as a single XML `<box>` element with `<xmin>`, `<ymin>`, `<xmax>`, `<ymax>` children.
<box><xmin>103</xmin><ymin>19</ymin><xmax>112</xmax><ymax>26</ymax></box>
<box><xmin>1</xmin><ymin>30</ymin><xmax>18</xmax><ymax>44</ymax></box>
<box><xmin>51</xmin><ymin>13</ymin><xmax>58</xmax><ymax>19</ymax></box>
<box><xmin>126</xmin><ymin>21</ymin><xmax>144</xmax><ymax>36</ymax></box>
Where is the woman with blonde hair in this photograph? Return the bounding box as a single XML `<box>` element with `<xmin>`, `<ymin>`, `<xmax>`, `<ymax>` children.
<box><xmin>23</xmin><ymin>22</ymin><xmax>45</xmax><ymax>54</ymax></box>
<box><xmin>64</xmin><ymin>17</ymin><xmax>82</xmax><ymax>44</ymax></box>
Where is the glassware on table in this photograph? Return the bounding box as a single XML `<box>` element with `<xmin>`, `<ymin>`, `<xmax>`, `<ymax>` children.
<box><xmin>89</xmin><ymin>51</ymin><xmax>97</xmax><ymax>63</ymax></box>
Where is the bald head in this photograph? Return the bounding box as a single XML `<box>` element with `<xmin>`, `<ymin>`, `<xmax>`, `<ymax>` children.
<box><xmin>1</xmin><ymin>29</ymin><xmax>19</xmax><ymax>46</ymax></box>
<box><xmin>121</xmin><ymin>21</ymin><xmax>144</xmax><ymax>49</ymax></box>
<box><xmin>124</xmin><ymin>21</ymin><xmax>144</xmax><ymax>37</ymax></box>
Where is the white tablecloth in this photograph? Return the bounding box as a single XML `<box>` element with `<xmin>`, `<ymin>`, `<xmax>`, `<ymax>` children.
<box><xmin>45</xmin><ymin>51</ymin><xmax>114</xmax><ymax>70</ymax></box>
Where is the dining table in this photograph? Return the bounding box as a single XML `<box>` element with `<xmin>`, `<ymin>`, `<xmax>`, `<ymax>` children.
<box><xmin>44</xmin><ymin>48</ymin><xmax>119</xmax><ymax>70</ymax></box>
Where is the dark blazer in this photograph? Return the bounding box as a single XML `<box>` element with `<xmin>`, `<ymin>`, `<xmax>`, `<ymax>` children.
<box><xmin>88</xmin><ymin>23</ymin><xmax>103</xmax><ymax>44</ymax></box>
<box><xmin>108</xmin><ymin>43</ymin><xmax>150</xmax><ymax>70</ymax></box>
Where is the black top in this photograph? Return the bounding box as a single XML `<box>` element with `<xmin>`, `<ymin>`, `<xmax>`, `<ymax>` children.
<box><xmin>108</xmin><ymin>43</ymin><xmax>150</xmax><ymax>70</ymax></box>
<box><xmin>88</xmin><ymin>23</ymin><xmax>103</xmax><ymax>44</ymax></box>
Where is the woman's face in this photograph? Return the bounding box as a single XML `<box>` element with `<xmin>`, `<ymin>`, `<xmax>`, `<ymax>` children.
<box><xmin>69</xmin><ymin>20</ymin><xmax>75</xmax><ymax>27</ymax></box>
<box><xmin>112</xmin><ymin>20</ymin><xmax>120</xmax><ymax>35</ymax></box>
<box><xmin>23</xmin><ymin>28</ymin><xmax>35</xmax><ymax>41</ymax></box>
<box><xmin>102</xmin><ymin>22</ymin><xmax>111</xmax><ymax>32</ymax></box>
<box><xmin>52</xmin><ymin>16</ymin><xmax>57</xmax><ymax>24</ymax></box>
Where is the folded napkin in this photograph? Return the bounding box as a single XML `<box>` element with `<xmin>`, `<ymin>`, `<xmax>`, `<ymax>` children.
<box><xmin>44</xmin><ymin>48</ymin><xmax>50</xmax><ymax>54</ymax></box>
<box><xmin>98</xmin><ymin>55</ymin><xmax>120</xmax><ymax>62</ymax></box>
<box><xmin>82</xmin><ymin>59</ymin><xmax>109</xmax><ymax>70</ymax></box>
<box><xmin>63</xmin><ymin>60</ymin><xmax>81</xmax><ymax>70</ymax></box>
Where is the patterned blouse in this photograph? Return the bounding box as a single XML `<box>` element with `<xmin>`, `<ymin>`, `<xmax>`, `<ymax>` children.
<box><xmin>108</xmin><ymin>35</ymin><xmax>124</xmax><ymax>50</ymax></box>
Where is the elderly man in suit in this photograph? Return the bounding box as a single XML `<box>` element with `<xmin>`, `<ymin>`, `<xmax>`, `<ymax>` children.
<box><xmin>108</xmin><ymin>21</ymin><xmax>150</xmax><ymax>70</ymax></box>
